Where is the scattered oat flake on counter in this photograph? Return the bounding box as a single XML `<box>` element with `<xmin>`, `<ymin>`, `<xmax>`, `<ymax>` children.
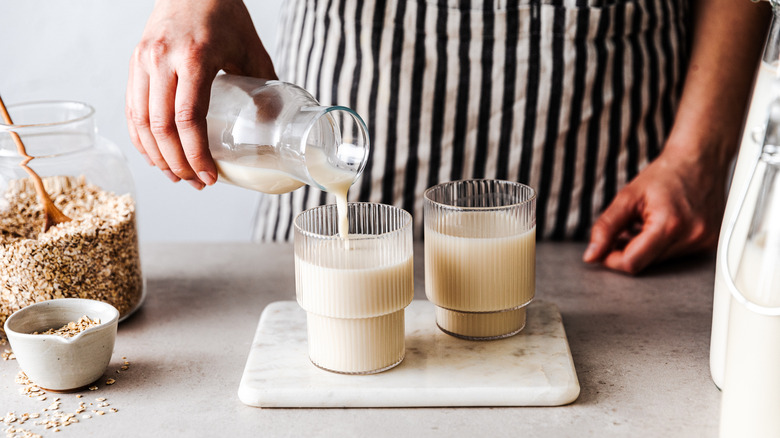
<box><xmin>8</xmin><ymin>357</ymin><xmax>128</xmax><ymax>437</ymax></box>
<box><xmin>2</xmin><ymin>349</ymin><xmax>15</xmax><ymax>360</ymax></box>
<box><xmin>5</xmin><ymin>427</ymin><xmax>42</xmax><ymax>438</ymax></box>
<box><xmin>4</xmin><ymin>412</ymin><xmax>18</xmax><ymax>425</ymax></box>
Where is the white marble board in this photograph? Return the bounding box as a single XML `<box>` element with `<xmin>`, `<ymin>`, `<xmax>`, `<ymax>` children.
<box><xmin>238</xmin><ymin>300</ymin><xmax>580</xmax><ymax>408</ymax></box>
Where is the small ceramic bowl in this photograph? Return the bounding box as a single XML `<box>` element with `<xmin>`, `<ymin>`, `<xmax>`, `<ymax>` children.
<box><xmin>4</xmin><ymin>298</ymin><xmax>119</xmax><ymax>391</ymax></box>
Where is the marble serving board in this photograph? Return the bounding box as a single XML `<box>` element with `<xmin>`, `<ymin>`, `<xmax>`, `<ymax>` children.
<box><xmin>238</xmin><ymin>300</ymin><xmax>580</xmax><ymax>408</ymax></box>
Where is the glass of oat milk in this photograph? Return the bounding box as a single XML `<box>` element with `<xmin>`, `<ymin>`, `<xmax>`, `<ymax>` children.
<box><xmin>294</xmin><ymin>203</ymin><xmax>413</xmax><ymax>374</ymax></box>
<box><xmin>424</xmin><ymin>180</ymin><xmax>536</xmax><ymax>340</ymax></box>
<box><xmin>719</xmin><ymin>98</ymin><xmax>780</xmax><ymax>438</ymax></box>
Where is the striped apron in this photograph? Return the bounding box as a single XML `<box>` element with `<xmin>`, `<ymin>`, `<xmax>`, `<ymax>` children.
<box><xmin>254</xmin><ymin>0</ymin><xmax>689</xmax><ymax>241</ymax></box>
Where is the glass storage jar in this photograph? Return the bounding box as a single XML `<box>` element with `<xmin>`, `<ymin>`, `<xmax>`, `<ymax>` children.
<box><xmin>0</xmin><ymin>101</ymin><xmax>144</xmax><ymax>337</ymax></box>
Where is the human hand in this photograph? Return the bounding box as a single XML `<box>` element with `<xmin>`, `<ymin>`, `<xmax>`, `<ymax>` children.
<box><xmin>582</xmin><ymin>0</ymin><xmax>765</xmax><ymax>274</ymax></box>
<box><xmin>582</xmin><ymin>149</ymin><xmax>725</xmax><ymax>274</ymax></box>
<box><xmin>126</xmin><ymin>0</ymin><xmax>277</xmax><ymax>189</ymax></box>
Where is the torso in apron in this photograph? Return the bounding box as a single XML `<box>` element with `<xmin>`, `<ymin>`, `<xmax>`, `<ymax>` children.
<box><xmin>254</xmin><ymin>0</ymin><xmax>689</xmax><ymax>241</ymax></box>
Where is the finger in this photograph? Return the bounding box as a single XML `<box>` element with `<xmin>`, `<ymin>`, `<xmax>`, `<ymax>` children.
<box><xmin>126</xmin><ymin>62</ymin><xmax>153</xmax><ymax>167</ymax></box>
<box><xmin>126</xmin><ymin>114</ymin><xmax>154</xmax><ymax>167</ymax></box>
<box><xmin>583</xmin><ymin>193</ymin><xmax>639</xmax><ymax>263</ymax></box>
<box><xmin>657</xmin><ymin>217</ymin><xmax>713</xmax><ymax>262</ymax></box>
<box><xmin>174</xmin><ymin>67</ymin><xmax>218</xmax><ymax>185</ymax></box>
<box><xmin>602</xmin><ymin>212</ymin><xmax>679</xmax><ymax>275</ymax></box>
<box><xmin>236</xmin><ymin>40</ymin><xmax>278</xmax><ymax>80</ymax></box>
<box><xmin>148</xmin><ymin>59</ymin><xmax>204</xmax><ymax>189</ymax></box>
<box><xmin>130</xmin><ymin>54</ymin><xmax>179</xmax><ymax>182</ymax></box>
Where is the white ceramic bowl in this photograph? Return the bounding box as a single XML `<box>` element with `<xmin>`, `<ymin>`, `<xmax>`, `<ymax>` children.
<box><xmin>4</xmin><ymin>298</ymin><xmax>119</xmax><ymax>391</ymax></box>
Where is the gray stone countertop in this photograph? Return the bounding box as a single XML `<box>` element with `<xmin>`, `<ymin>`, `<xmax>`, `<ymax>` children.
<box><xmin>0</xmin><ymin>242</ymin><xmax>720</xmax><ymax>437</ymax></box>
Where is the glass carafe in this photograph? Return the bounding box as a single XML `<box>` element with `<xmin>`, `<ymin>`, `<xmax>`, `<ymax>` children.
<box><xmin>207</xmin><ymin>74</ymin><xmax>369</xmax><ymax>195</ymax></box>
<box><xmin>0</xmin><ymin>101</ymin><xmax>144</xmax><ymax>337</ymax></box>
<box><xmin>719</xmin><ymin>95</ymin><xmax>780</xmax><ymax>438</ymax></box>
<box><xmin>710</xmin><ymin>2</ymin><xmax>780</xmax><ymax>389</ymax></box>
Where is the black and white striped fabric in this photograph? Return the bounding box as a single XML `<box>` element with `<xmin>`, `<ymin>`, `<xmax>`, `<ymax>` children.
<box><xmin>254</xmin><ymin>0</ymin><xmax>689</xmax><ymax>241</ymax></box>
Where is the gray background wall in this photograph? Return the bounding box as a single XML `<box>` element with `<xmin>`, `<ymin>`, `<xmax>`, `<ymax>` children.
<box><xmin>0</xmin><ymin>0</ymin><xmax>284</xmax><ymax>242</ymax></box>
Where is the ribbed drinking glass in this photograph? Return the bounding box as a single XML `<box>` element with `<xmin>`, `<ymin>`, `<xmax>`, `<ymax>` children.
<box><xmin>424</xmin><ymin>179</ymin><xmax>536</xmax><ymax>340</ymax></box>
<box><xmin>294</xmin><ymin>202</ymin><xmax>413</xmax><ymax>374</ymax></box>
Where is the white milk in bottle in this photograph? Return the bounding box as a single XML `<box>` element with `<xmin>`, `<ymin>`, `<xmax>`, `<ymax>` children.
<box><xmin>215</xmin><ymin>153</ymin><xmax>305</xmax><ymax>194</ymax></box>
<box><xmin>719</xmin><ymin>143</ymin><xmax>780</xmax><ymax>437</ymax></box>
<box><xmin>719</xmin><ymin>238</ymin><xmax>780</xmax><ymax>437</ymax></box>
<box><xmin>711</xmin><ymin>61</ymin><xmax>779</xmax><ymax>389</ymax></box>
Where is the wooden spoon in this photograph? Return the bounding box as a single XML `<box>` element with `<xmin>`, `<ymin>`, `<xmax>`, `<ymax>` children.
<box><xmin>0</xmin><ymin>95</ymin><xmax>71</xmax><ymax>232</ymax></box>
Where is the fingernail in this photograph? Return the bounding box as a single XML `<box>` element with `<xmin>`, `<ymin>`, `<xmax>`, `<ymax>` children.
<box><xmin>198</xmin><ymin>171</ymin><xmax>217</xmax><ymax>185</ymax></box>
<box><xmin>186</xmin><ymin>179</ymin><xmax>205</xmax><ymax>190</ymax></box>
<box><xmin>162</xmin><ymin>170</ymin><xmax>181</xmax><ymax>183</ymax></box>
<box><xmin>583</xmin><ymin>243</ymin><xmax>598</xmax><ymax>261</ymax></box>
<box><xmin>142</xmin><ymin>154</ymin><xmax>154</xmax><ymax>166</ymax></box>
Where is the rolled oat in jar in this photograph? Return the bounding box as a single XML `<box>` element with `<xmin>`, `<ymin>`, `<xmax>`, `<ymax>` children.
<box><xmin>0</xmin><ymin>176</ymin><xmax>143</xmax><ymax>338</ymax></box>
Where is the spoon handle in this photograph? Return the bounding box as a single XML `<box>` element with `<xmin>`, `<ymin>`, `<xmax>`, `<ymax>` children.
<box><xmin>0</xmin><ymin>95</ymin><xmax>71</xmax><ymax>231</ymax></box>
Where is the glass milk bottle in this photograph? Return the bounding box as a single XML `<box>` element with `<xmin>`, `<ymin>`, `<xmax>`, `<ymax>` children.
<box><xmin>206</xmin><ymin>74</ymin><xmax>369</xmax><ymax>196</ymax></box>
<box><xmin>710</xmin><ymin>3</ymin><xmax>780</xmax><ymax>389</ymax></box>
<box><xmin>719</xmin><ymin>96</ymin><xmax>780</xmax><ymax>438</ymax></box>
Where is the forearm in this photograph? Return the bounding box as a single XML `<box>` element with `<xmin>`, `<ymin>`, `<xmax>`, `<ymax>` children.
<box><xmin>664</xmin><ymin>0</ymin><xmax>771</xmax><ymax>170</ymax></box>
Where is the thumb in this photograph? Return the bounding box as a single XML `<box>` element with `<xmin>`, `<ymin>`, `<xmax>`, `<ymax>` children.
<box><xmin>245</xmin><ymin>41</ymin><xmax>278</xmax><ymax>80</ymax></box>
<box><xmin>583</xmin><ymin>192</ymin><xmax>639</xmax><ymax>263</ymax></box>
<box><xmin>230</xmin><ymin>36</ymin><xmax>277</xmax><ymax>81</ymax></box>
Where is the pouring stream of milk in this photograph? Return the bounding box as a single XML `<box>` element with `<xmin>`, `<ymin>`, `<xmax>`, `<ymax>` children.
<box><xmin>305</xmin><ymin>148</ymin><xmax>354</xmax><ymax>241</ymax></box>
<box><xmin>215</xmin><ymin>145</ymin><xmax>355</xmax><ymax>240</ymax></box>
